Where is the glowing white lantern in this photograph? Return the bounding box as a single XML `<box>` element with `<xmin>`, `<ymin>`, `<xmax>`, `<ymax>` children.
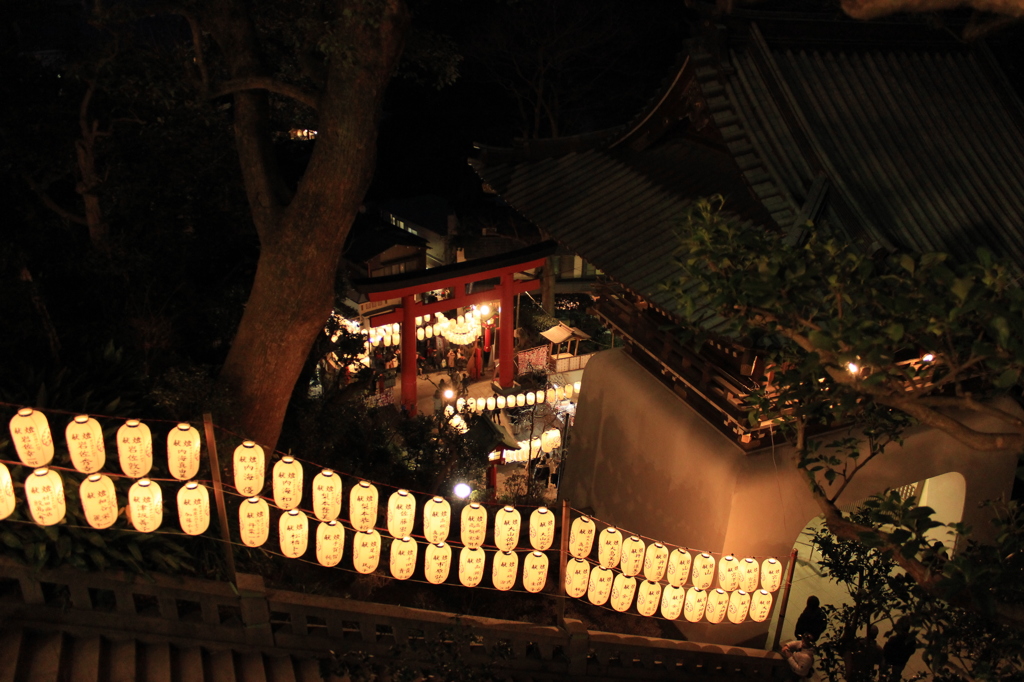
<box><xmin>65</xmin><ymin>415</ymin><xmax>104</xmax><ymax>474</ymax></box>
<box><xmin>239</xmin><ymin>497</ymin><xmax>270</xmax><ymax>547</ymax></box>
<box><xmin>555</xmin><ymin>387</ymin><xmax>565</xmax><ymax>401</ymax></box>
<box><xmin>272</xmin><ymin>456</ymin><xmax>303</xmax><ymax>510</ymax></box>
<box><xmin>573</xmin><ymin>381</ymin><xmax>581</xmax><ymax>393</ymax></box>
<box><xmin>0</xmin><ymin>463</ymin><xmax>14</xmax><ymax>521</ymax></box>
<box><xmin>718</xmin><ymin>555</ymin><xmax>740</xmax><ymax>591</ymax></box>
<box><xmin>526</xmin><ymin>392</ymin><xmax>535</xmax><ymax>406</ymax></box>
<box><xmin>661</xmin><ymin>584</ymin><xmax>686</xmax><ymax>620</ymax></box>
<box><xmin>167</xmin><ymin>423</ymin><xmax>201</xmax><ymax>481</ymax></box>
<box><xmin>425</xmin><ymin>542</ymin><xmax>452</xmax><ymax>584</ymax></box>
<box><xmin>423</xmin><ymin>496</ymin><xmax>452</xmax><ymax>544</ymax></box>
<box><xmin>516</xmin><ymin>394</ymin><xmax>526</xmax><ymax>407</ymax></box>
<box><xmin>619</xmin><ymin>536</ymin><xmax>645</xmax><ymax>577</ymax></box>
<box><xmin>349</xmin><ymin>480</ymin><xmax>378</xmax><ymax>532</ymax></box>
<box><xmin>749</xmin><ymin>589</ymin><xmax>773</xmax><ymax>623</ymax></box>
<box><xmin>279</xmin><ymin>509</ymin><xmax>309</xmax><ymax>558</ymax></box>
<box><xmin>684</xmin><ymin>588</ymin><xmax>708</xmax><ymax>623</ymax></box>
<box><xmin>80</xmin><ymin>473</ymin><xmax>118</xmax><ymax>530</ymax></box>
<box><xmin>705</xmin><ymin>588</ymin><xmax>728</xmax><ymax>624</ymax></box>
<box><xmin>542</xmin><ymin>429</ymin><xmax>562</xmax><ymax>453</ymax></box>
<box><xmin>535</xmin><ymin>390</ymin><xmax>545</xmax><ymax>404</ymax></box>
<box><xmin>610</xmin><ymin>574</ymin><xmax>637</xmax><ymax>612</ymax></box>
<box><xmin>739</xmin><ymin>557</ymin><xmax>760</xmax><ymax>592</ymax></box>
<box><xmin>459</xmin><ymin>547</ymin><xmax>486</xmax><ymax>587</ymax></box>
<box><xmin>432</xmin><ymin>323</ymin><xmax>441</xmax><ymax>336</ymax></box>
<box><xmin>387</xmin><ymin>489</ymin><xmax>416</xmax><ymax>538</ymax></box>
<box><xmin>10</xmin><ymin>408</ymin><xmax>54</xmax><ymax>467</ymax></box>
<box><xmin>728</xmin><ymin>590</ymin><xmax>751</xmax><ymax>624</ymax></box>
<box><xmin>494</xmin><ymin>505</ymin><xmax>521</xmax><ymax>551</ymax></box>
<box><xmin>353</xmin><ymin>529</ymin><xmax>382</xmax><ymax>574</ymax></box>
<box><xmin>128</xmin><ymin>478</ymin><xmax>162</xmax><ymax>533</ymax></box>
<box><xmin>425</xmin><ymin>325</ymin><xmax>434</xmax><ymax>339</ymax></box>
<box><xmin>598</xmin><ymin>527</ymin><xmax>622</xmax><ymax>569</ymax></box>
<box><xmin>474</xmin><ymin>398</ymin><xmax>484</xmax><ymax>413</ymax></box>
<box><xmin>529</xmin><ymin>507</ymin><xmax>555</xmax><ymax>551</ymax></box>
<box><xmin>25</xmin><ymin>467</ymin><xmax>65</xmax><ymax>526</ymax></box>
<box><xmin>568</xmin><ymin>516</ymin><xmax>596</xmax><ymax>558</ymax></box>
<box><xmin>761</xmin><ymin>558</ymin><xmax>783</xmax><ymax>592</ymax></box>
<box><xmin>644</xmin><ymin>542</ymin><xmax>669</xmax><ymax>582</ymax></box>
<box><xmin>417</xmin><ymin>328</ymin><xmax>425</xmax><ymax>341</ymax></box>
<box><xmin>564</xmin><ymin>384</ymin><xmax>574</xmax><ymax>399</ymax></box>
<box><xmin>523</xmin><ymin>551</ymin><xmax>548</xmax><ymax>593</ymax></box>
<box><xmin>587</xmin><ymin>566</ymin><xmax>614</xmax><ymax>605</ymax></box>
<box><xmin>312</xmin><ymin>469</ymin><xmax>341</xmax><ymax>522</ymax></box>
<box><xmin>392</xmin><ymin>323</ymin><xmax>400</xmax><ymax>335</ymax></box>
<box><xmin>637</xmin><ymin>580</ymin><xmax>662</xmax><ymax>617</ymax></box>
<box><xmin>460</xmin><ymin>502</ymin><xmax>487</xmax><ymax>549</ymax></box>
<box><xmin>233</xmin><ymin>441</ymin><xmax>265</xmax><ymax>496</ymax></box>
<box><xmin>316</xmin><ymin>521</ymin><xmax>345</xmax><ymax>567</ymax></box>
<box><xmin>565</xmin><ymin>557</ymin><xmax>590</xmax><ymax>598</ymax></box>
<box><xmin>390</xmin><ymin>536</ymin><xmax>419</xmax><ymax>580</ymax></box>
<box><xmin>496</xmin><ymin>395</ymin><xmax>506</xmax><ymax>409</ymax></box>
<box><xmin>177</xmin><ymin>481</ymin><xmax>210</xmax><ymax>536</ymax></box>
<box><xmin>492</xmin><ymin>550</ymin><xmax>519</xmax><ymax>591</ymax></box>
<box><xmin>117</xmin><ymin>419</ymin><xmax>152</xmax><ymax>478</ymax></box>
<box><xmin>484</xmin><ymin>397</ymin><xmax>494</xmax><ymax>411</ymax></box>
<box><xmin>667</xmin><ymin>549</ymin><xmax>692</xmax><ymax>588</ymax></box>
<box><xmin>383</xmin><ymin>334</ymin><xmax>392</xmax><ymax>347</ymax></box>
<box><xmin>692</xmin><ymin>552</ymin><xmax>716</xmax><ymax>590</ymax></box>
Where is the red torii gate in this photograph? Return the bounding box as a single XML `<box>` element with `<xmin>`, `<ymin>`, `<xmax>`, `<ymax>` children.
<box><xmin>352</xmin><ymin>241</ymin><xmax>556</xmax><ymax>415</ymax></box>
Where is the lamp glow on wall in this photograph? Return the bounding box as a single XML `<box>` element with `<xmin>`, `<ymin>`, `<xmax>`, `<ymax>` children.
<box><xmin>494</xmin><ymin>505</ymin><xmax>521</xmax><ymax>552</ymax></box>
<box><xmin>667</xmin><ymin>548</ymin><xmax>692</xmax><ymax>588</ymax></box>
<box><xmin>390</xmin><ymin>536</ymin><xmax>418</xmax><ymax>580</ymax></box>
<box><xmin>167</xmin><ymin>423</ymin><xmax>201</xmax><ymax>481</ymax></box>
<box><xmin>177</xmin><ymin>481</ymin><xmax>210</xmax><ymax>536</ymax></box>
<box><xmin>598</xmin><ymin>527</ymin><xmax>622</xmax><ymax>569</ymax></box>
<box><xmin>644</xmin><ymin>543</ymin><xmax>669</xmax><ymax>582</ymax></box>
<box><xmin>636</xmin><ymin>580</ymin><xmax>662</xmax><ymax>617</ymax></box>
<box><xmin>240</xmin><ymin>497</ymin><xmax>270</xmax><ymax>547</ymax></box>
<box><xmin>569</xmin><ymin>516</ymin><xmax>596</xmax><ymax>559</ymax></box>
<box><xmin>353</xmin><ymin>529</ymin><xmax>382</xmax><ymax>574</ymax></box>
<box><xmin>660</xmin><ymin>584</ymin><xmax>686</xmax><ymax>620</ymax></box>
<box><xmin>423</xmin><ymin>496</ymin><xmax>452</xmax><ymax>544</ymax></box>
<box><xmin>66</xmin><ymin>415</ymin><xmax>104</xmax><ymax>474</ymax></box>
<box><xmin>77</xmin><ymin>474</ymin><xmax>116</xmax><ymax>530</ymax></box>
<box><xmin>704</xmin><ymin>588</ymin><xmax>728</xmax><ymax>624</ymax></box>
<box><xmin>522</xmin><ymin>551</ymin><xmax>549</xmax><ymax>594</ymax></box>
<box><xmin>619</xmin><ymin>536</ymin><xmax>645</xmax><ymax>577</ymax></box>
<box><xmin>459</xmin><ymin>547</ymin><xmax>485</xmax><ymax>587</ymax></box>
<box><xmin>0</xmin><ymin>463</ymin><xmax>15</xmax><ymax>521</ymax></box>
<box><xmin>233</xmin><ymin>441</ymin><xmax>265</xmax><ymax>497</ymax></box>
<box><xmin>117</xmin><ymin>419</ymin><xmax>153</xmax><ymax>478</ymax></box>
<box><xmin>128</xmin><ymin>478</ymin><xmax>162</xmax><ymax>533</ymax></box>
<box><xmin>273</xmin><ymin>456</ymin><xmax>303</xmax><ymax>510</ymax></box>
<box><xmin>587</xmin><ymin>566</ymin><xmax>614</xmax><ymax>606</ymax></box>
<box><xmin>26</xmin><ymin>467</ymin><xmax>65</xmax><ymax>526</ymax></box>
<box><xmin>349</xmin><ymin>480</ymin><xmax>378</xmax><ymax>532</ymax></box>
<box><xmin>425</xmin><ymin>542</ymin><xmax>452</xmax><ymax>585</ymax></box>
<box><xmin>387</xmin><ymin>489</ymin><xmax>416</xmax><ymax>539</ymax></box>
<box><xmin>761</xmin><ymin>557</ymin><xmax>783</xmax><ymax>592</ymax></box>
<box><xmin>492</xmin><ymin>551</ymin><xmax>519</xmax><ymax>591</ymax></box>
<box><xmin>312</xmin><ymin>469</ymin><xmax>342</xmax><ymax>522</ymax></box>
<box><xmin>316</xmin><ymin>520</ymin><xmax>344</xmax><ymax>567</ymax></box>
<box><xmin>280</xmin><ymin>510</ymin><xmax>309</xmax><ymax>559</ymax></box>
<box><xmin>529</xmin><ymin>507</ymin><xmax>554</xmax><ymax>551</ymax></box>
<box><xmin>565</xmin><ymin>557</ymin><xmax>590</xmax><ymax>598</ymax></box>
<box><xmin>692</xmin><ymin>552</ymin><xmax>716</xmax><ymax>590</ymax></box>
<box><xmin>10</xmin><ymin>408</ymin><xmax>54</xmax><ymax>468</ymax></box>
<box><xmin>610</xmin><ymin>574</ymin><xmax>636</xmax><ymax>613</ymax></box>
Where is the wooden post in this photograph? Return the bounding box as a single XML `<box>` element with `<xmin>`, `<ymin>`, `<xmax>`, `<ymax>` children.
<box><xmin>558</xmin><ymin>499</ymin><xmax>570</xmax><ymax>626</ymax></box>
<box><xmin>203</xmin><ymin>413</ymin><xmax>237</xmax><ymax>583</ymax></box>
<box><xmin>771</xmin><ymin>548</ymin><xmax>799</xmax><ymax>651</ymax></box>
<box><xmin>498</xmin><ymin>273</ymin><xmax>515</xmax><ymax>388</ymax></box>
<box><xmin>400</xmin><ymin>294</ymin><xmax>418</xmax><ymax>415</ymax></box>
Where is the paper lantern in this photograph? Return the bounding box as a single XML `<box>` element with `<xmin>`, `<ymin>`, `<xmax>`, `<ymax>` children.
<box><xmin>619</xmin><ymin>536</ymin><xmax>645</xmax><ymax>577</ymax></box>
<box><xmin>486</xmin><ymin>397</ymin><xmax>496</xmax><ymax>411</ymax></box>
<box><xmin>425</xmin><ymin>325</ymin><xmax>434</xmax><ymax>338</ymax></box>
<box><xmin>316</xmin><ymin>521</ymin><xmax>345</xmax><ymax>567</ymax></box>
<box><xmin>383</xmin><ymin>333</ymin><xmax>392</xmax><ymax>347</ymax></box>
<box><xmin>568</xmin><ymin>516</ymin><xmax>596</xmax><ymax>558</ymax></box>
<box><xmin>167</xmin><ymin>423</ymin><xmax>201</xmax><ymax>481</ymax></box>
<box><xmin>516</xmin><ymin>394</ymin><xmax>526</xmax><ymax>407</ymax></box>
<box><xmin>529</xmin><ymin>507</ymin><xmax>555</xmax><ymax>551</ymax></box>
<box><xmin>555</xmin><ymin>387</ymin><xmax>565</xmax><ymax>401</ymax></box>
<box><xmin>739</xmin><ymin>557</ymin><xmax>760</xmax><ymax>592</ymax></box>
<box><xmin>390</xmin><ymin>536</ymin><xmax>419</xmax><ymax>580</ymax></box>
<box><xmin>460</xmin><ymin>502</ymin><xmax>487</xmax><ymax>549</ymax></box>
<box><xmin>459</xmin><ymin>547</ymin><xmax>486</xmax><ymax>587</ymax></box>
<box><xmin>644</xmin><ymin>542</ymin><xmax>669</xmax><ymax>582</ymax></box>
<box><xmin>417</xmin><ymin>328</ymin><xmax>424</xmax><ymax>341</ymax></box>
<box><xmin>728</xmin><ymin>589</ymin><xmax>751</xmax><ymax>624</ymax></box>
<box><xmin>496</xmin><ymin>395</ymin><xmax>506</xmax><ymax>409</ymax></box>
<box><xmin>704</xmin><ymin>588</ymin><xmax>728</xmax><ymax>624</ymax></box>
<box><xmin>349</xmin><ymin>480</ymin><xmax>378</xmax><ymax>532</ymax></box>
<box><xmin>473</xmin><ymin>398</ymin><xmax>484</xmax><ymax>413</ymax></box>
<box><xmin>233</xmin><ymin>440</ymin><xmax>265</xmax><ymax>496</ymax></box>
<box><xmin>523</xmin><ymin>551</ymin><xmax>548</xmax><ymax>594</ymax></box>
<box><xmin>65</xmin><ymin>415</ymin><xmax>104</xmax><ymax>474</ymax></box>
<box><xmin>684</xmin><ymin>588</ymin><xmax>709</xmax><ymax>623</ymax></box>
<box><xmin>637</xmin><ymin>580</ymin><xmax>662</xmax><ymax>617</ymax></box>
<box><xmin>564</xmin><ymin>384</ymin><xmax>574</xmax><ymax>399</ymax></box>
<box><xmin>749</xmin><ymin>589</ymin><xmax>773</xmax><ymax>623</ymax></box>
<box><xmin>353</xmin><ymin>529</ymin><xmax>382</xmax><ymax>574</ymax></box>
<box><xmin>610</xmin><ymin>574</ymin><xmax>637</xmax><ymax>612</ymax></box>
<box><xmin>526</xmin><ymin>392</ymin><xmax>535</xmax><ymax>406</ymax></box>
<box><xmin>312</xmin><ymin>469</ymin><xmax>342</xmax><ymax>522</ymax></box>
<box><xmin>177</xmin><ymin>481</ymin><xmax>210</xmax><ymax>536</ymax></box>
<box><xmin>0</xmin><ymin>463</ymin><xmax>14</xmax><ymax>521</ymax></box>
<box><xmin>492</xmin><ymin>550</ymin><xmax>519</xmax><ymax>591</ymax></box>
<box><xmin>10</xmin><ymin>408</ymin><xmax>54</xmax><ymax>468</ymax></box>
<box><xmin>692</xmin><ymin>552</ymin><xmax>716</xmax><ymax>590</ymax></box>
<box><xmin>272</xmin><ymin>456</ymin><xmax>303</xmax><ymax>510</ymax></box>
<box><xmin>718</xmin><ymin>555</ymin><xmax>741</xmax><ymax>591</ymax></box>
<box><xmin>77</xmin><ymin>474</ymin><xmax>115</xmax><ymax>530</ymax></box>
<box><xmin>535</xmin><ymin>390</ymin><xmax>545</xmax><ymax>404</ymax></box>
<box><xmin>565</xmin><ymin>557</ymin><xmax>590</xmax><ymax>598</ymax></box>
<box><xmin>661</xmin><ymin>584</ymin><xmax>686</xmax><ymax>620</ymax></box>
<box><xmin>387</xmin><ymin>489</ymin><xmax>416</xmax><ymax>538</ymax></box>
<box><xmin>494</xmin><ymin>505</ymin><xmax>521</xmax><ymax>551</ymax></box>
<box><xmin>573</xmin><ymin>381</ymin><xmax>581</xmax><ymax>393</ymax></box>
<box><xmin>587</xmin><ymin>566</ymin><xmax>614</xmax><ymax>606</ymax></box>
<box><xmin>425</xmin><ymin>542</ymin><xmax>452</xmax><ymax>584</ymax></box>
<box><xmin>667</xmin><ymin>549</ymin><xmax>692</xmax><ymax>588</ymax></box>
<box><xmin>598</xmin><ymin>527</ymin><xmax>622</xmax><ymax>569</ymax></box>
<box><xmin>239</xmin><ymin>497</ymin><xmax>270</xmax><ymax>547</ymax></box>
<box><xmin>423</xmin><ymin>496</ymin><xmax>452</xmax><ymax>544</ymax></box>
<box><xmin>128</xmin><ymin>478</ymin><xmax>162</xmax><ymax>533</ymax></box>
<box><xmin>541</xmin><ymin>429</ymin><xmax>561</xmax><ymax>453</ymax></box>
<box><xmin>117</xmin><ymin>419</ymin><xmax>153</xmax><ymax>478</ymax></box>
<box><xmin>25</xmin><ymin>467</ymin><xmax>65</xmax><ymax>526</ymax></box>
<box><xmin>761</xmin><ymin>557</ymin><xmax>783</xmax><ymax>592</ymax></box>
<box><xmin>277</xmin><ymin>509</ymin><xmax>307</xmax><ymax>558</ymax></box>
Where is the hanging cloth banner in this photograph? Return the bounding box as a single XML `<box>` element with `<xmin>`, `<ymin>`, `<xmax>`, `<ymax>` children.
<box><xmin>425</xmin><ymin>542</ymin><xmax>452</xmax><ymax>585</ymax></box>
<box><xmin>167</xmin><ymin>423</ymin><xmax>201</xmax><ymax>481</ymax></box>
<box><xmin>387</xmin><ymin>490</ymin><xmax>416</xmax><ymax>539</ymax></box>
<box><xmin>233</xmin><ymin>441</ymin><xmax>265</xmax><ymax>497</ymax></box>
<box><xmin>80</xmin><ymin>474</ymin><xmax>118</xmax><ymax>530</ymax></box>
<box><xmin>460</xmin><ymin>503</ymin><xmax>487</xmax><ymax>549</ymax></box>
<box><xmin>117</xmin><ymin>420</ymin><xmax>152</xmax><ymax>478</ymax></box>
<box><xmin>10</xmin><ymin>408</ymin><xmax>54</xmax><ymax>468</ymax></box>
<box><xmin>494</xmin><ymin>505</ymin><xmax>521</xmax><ymax>552</ymax></box>
<box><xmin>177</xmin><ymin>481</ymin><xmax>210</xmax><ymax>536</ymax></box>
<box><xmin>522</xmin><ymin>551</ymin><xmax>548</xmax><ymax>594</ymax></box>
<box><xmin>66</xmin><ymin>415</ymin><xmax>104</xmax><ymax>474</ymax></box>
<box><xmin>349</xmin><ymin>481</ymin><xmax>378</xmax><ymax>532</ymax></box>
<box><xmin>316</xmin><ymin>521</ymin><xmax>345</xmax><ymax>567</ymax></box>
<box><xmin>272</xmin><ymin>456</ymin><xmax>303</xmax><ymax>511</ymax></box>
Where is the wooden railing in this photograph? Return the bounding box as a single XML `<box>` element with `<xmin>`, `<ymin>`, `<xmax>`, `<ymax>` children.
<box><xmin>0</xmin><ymin>558</ymin><xmax>787</xmax><ymax>680</ymax></box>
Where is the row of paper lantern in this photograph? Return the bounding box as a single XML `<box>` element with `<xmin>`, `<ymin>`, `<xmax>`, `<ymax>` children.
<box><xmin>455</xmin><ymin>383</ymin><xmax>580</xmax><ymax>415</ymax></box>
<box><xmin>565</xmin><ymin>558</ymin><xmax>774</xmax><ymax>623</ymax></box>
<box><xmin>566</xmin><ymin>516</ymin><xmax>783</xmax><ymax>594</ymax></box>
<box><xmin>493</xmin><ymin>429</ymin><xmax>563</xmax><ymax>463</ymax></box>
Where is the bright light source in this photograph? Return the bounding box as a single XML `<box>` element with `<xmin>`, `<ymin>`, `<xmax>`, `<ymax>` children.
<box><xmin>922</xmin><ymin>353</ymin><xmax>935</xmax><ymax>363</ymax></box>
<box><xmin>481</xmin><ymin>305</ymin><xmax>490</xmax><ymax>316</ymax></box>
<box><xmin>846</xmin><ymin>362</ymin><xmax>859</xmax><ymax>374</ymax></box>
<box><xmin>444</xmin><ymin>389</ymin><xmax>454</xmax><ymax>400</ymax></box>
<box><xmin>454</xmin><ymin>483</ymin><xmax>471</xmax><ymax>499</ymax></box>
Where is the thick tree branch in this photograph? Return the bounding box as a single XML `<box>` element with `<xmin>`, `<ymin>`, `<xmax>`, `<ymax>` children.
<box><xmin>841</xmin><ymin>0</ymin><xmax>1024</xmax><ymax>21</ymax></box>
<box><xmin>212</xmin><ymin>77</ymin><xmax>319</xmax><ymax>111</ymax></box>
<box><xmin>22</xmin><ymin>175</ymin><xmax>88</xmax><ymax>226</ymax></box>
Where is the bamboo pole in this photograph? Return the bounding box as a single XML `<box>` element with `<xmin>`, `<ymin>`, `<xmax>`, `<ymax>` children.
<box><xmin>203</xmin><ymin>413</ymin><xmax>237</xmax><ymax>583</ymax></box>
